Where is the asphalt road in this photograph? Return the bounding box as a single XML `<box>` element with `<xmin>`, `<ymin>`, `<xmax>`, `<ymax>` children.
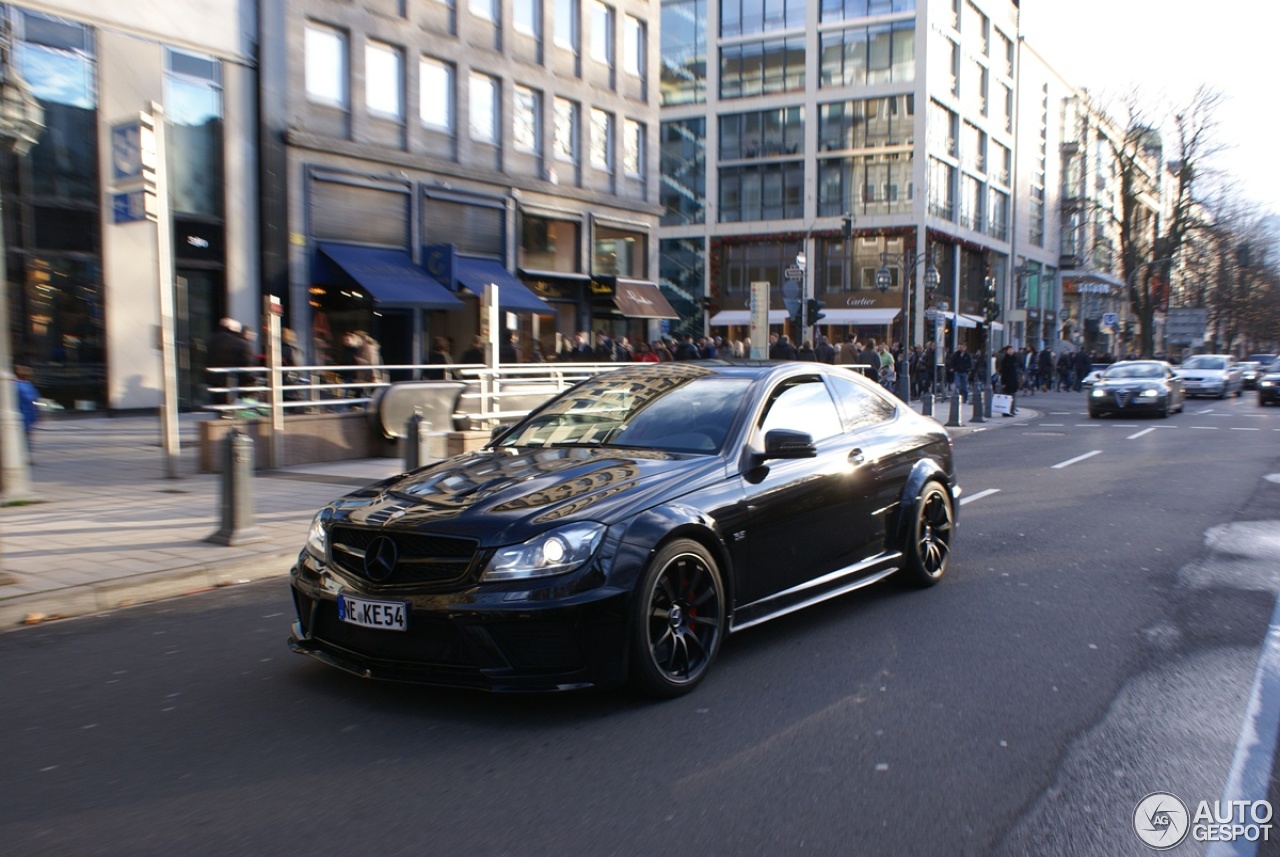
<box><xmin>3</xmin><ymin>391</ymin><xmax>1280</xmax><ymax>856</ymax></box>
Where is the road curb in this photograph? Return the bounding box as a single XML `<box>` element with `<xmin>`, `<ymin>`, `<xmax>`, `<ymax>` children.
<box><xmin>0</xmin><ymin>550</ymin><xmax>298</xmax><ymax>630</ymax></box>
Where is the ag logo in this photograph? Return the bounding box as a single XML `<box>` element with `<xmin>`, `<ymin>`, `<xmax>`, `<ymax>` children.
<box><xmin>1134</xmin><ymin>792</ymin><xmax>1189</xmax><ymax>849</ymax></box>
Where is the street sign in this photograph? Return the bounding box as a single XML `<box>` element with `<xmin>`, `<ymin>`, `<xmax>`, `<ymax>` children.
<box><xmin>924</xmin><ymin>307</ymin><xmax>938</xmax><ymax>321</ymax></box>
<box><xmin>1102</xmin><ymin>312</ymin><xmax>1118</xmax><ymax>329</ymax></box>
<box><xmin>780</xmin><ymin>281</ymin><xmax>801</xmax><ymax>299</ymax></box>
<box><xmin>784</xmin><ymin>266</ymin><xmax>804</xmax><ymax>281</ymax></box>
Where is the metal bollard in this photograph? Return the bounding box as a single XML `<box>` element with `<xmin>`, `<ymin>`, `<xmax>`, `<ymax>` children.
<box><xmin>206</xmin><ymin>428</ymin><xmax>267</xmax><ymax>546</ymax></box>
<box><xmin>945</xmin><ymin>390</ymin><xmax>964</xmax><ymax>428</ymax></box>
<box><xmin>921</xmin><ymin>390</ymin><xmax>934</xmax><ymax>418</ymax></box>
<box><xmin>970</xmin><ymin>388</ymin><xmax>985</xmax><ymax>423</ymax></box>
<box><xmin>404</xmin><ymin>410</ymin><xmax>433</xmax><ymax>471</ymax></box>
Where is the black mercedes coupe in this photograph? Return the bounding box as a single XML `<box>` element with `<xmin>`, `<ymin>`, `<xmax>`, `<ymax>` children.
<box><xmin>289</xmin><ymin>361</ymin><xmax>959</xmax><ymax>696</ymax></box>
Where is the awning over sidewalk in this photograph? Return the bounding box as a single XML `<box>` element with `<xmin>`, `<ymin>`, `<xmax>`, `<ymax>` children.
<box><xmin>317</xmin><ymin>243</ymin><xmax>463</xmax><ymax>309</ymax></box>
<box><xmin>454</xmin><ymin>257</ymin><xmax>556</xmax><ymax>314</ymax></box>
<box><xmin>819</xmin><ymin>308</ymin><xmax>900</xmax><ymax>325</ymax></box>
<box><xmin>606</xmin><ymin>278</ymin><xmax>680</xmax><ymax>319</ymax></box>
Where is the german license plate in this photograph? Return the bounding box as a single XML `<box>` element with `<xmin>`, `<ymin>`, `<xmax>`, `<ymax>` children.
<box><xmin>337</xmin><ymin>594</ymin><xmax>408</xmax><ymax>631</ymax></box>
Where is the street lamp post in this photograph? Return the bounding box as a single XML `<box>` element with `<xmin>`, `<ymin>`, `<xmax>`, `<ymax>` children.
<box><xmin>876</xmin><ymin>248</ymin><xmax>939</xmax><ymax>400</ymax></box>
<box><xmin>0</xmin><ymin>21</ymin><xmax>43</xmax><ymax>503</ymax></box>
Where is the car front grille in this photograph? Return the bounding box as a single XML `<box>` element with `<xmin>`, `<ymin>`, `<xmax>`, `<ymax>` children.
<box><xmin>329</xmin><ymin>524</ymin><xmax>480</xmax><ymax>589</ymax></box>
<box><xmin>1114</xmin><ymin>391</ymin><xmax>1131</xmax><ymax>407</ymax></box>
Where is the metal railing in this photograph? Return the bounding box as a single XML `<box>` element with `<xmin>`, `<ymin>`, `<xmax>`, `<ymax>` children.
<box><xmin>206</xmin><ymin>361</ymin><xmax>637</xmax><ymax>426</ymax></box>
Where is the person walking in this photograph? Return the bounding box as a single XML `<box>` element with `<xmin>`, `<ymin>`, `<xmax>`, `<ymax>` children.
<box><xmin>1073</xmin><ymin>348</ymin><xmax>1091</xmax><ymax>392</ymax></box>
<box><xmin>769</xmin><ymin>334</ymin><xmax>798</xmax><ymax>360</ymax></box>
<box><xmin>205</xmin><ymin>317</ymin><xmax>254</xmax><ymax>407</ymax></box>
<box><xmin>1038</xmin><ymin>346</ymin><xmax>1054</xmax><ymax>392</ymax></box>
<box><xmin>999</xmin><ymin>344</ymin><xmax>1020</xmax><ymax>416</ymax></box>
<box><xmin>425</xmin><ymin>336</ymin><xmax>453</xmax><ymax>380</ymax></box>
<box><xmin>499</xmin><ymin>330</ymin><xmax>520</xmax><ymax>363</ymax></box>
<box><xmin>951</xmin><ymin>343</ymin><xmax>974</xmax><ymax>402</ymax></box>
<box><xmin>837</xmin><ymin>336</ymin><xmax>859</xmax><ymax>365</ymax></box>
<box><xmin>14</xmin><ymin>365</ymin><xmax>39</xmax><ymax>463</ymax></box>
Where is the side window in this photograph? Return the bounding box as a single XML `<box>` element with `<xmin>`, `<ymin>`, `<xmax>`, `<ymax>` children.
<box><xmin>827</xmin><ymin>374</ymin><xmax>897</xmax><ymax>431</ymax></box>
<box><xmin>758</xmin><ymin>377</ymin><xmax>844</xmax><ymax>441</ymax></box>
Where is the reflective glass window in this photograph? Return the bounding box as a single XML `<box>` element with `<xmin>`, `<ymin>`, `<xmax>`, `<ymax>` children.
<box><xmin>420</xmin><ymin>56</ymin><xmax>454</xmax><ymax>131</ymax></box>
<box><xmin>659</xmin><ymin>118</ymin><xmax>705</xmax><ymax>225</ymax></box>
<box><xmin>365</xmin><ymin>41</ymin><xmax>403</xmax><ymax>120</ymax></box>
<box><xmin>305</xmin><ymin>23</ymin><xmax>347</xmax><ymax>107</ymax></box>
<box><xmin>660</xmin><ymin>0</ymin><xmax>706</xmax><ymax>105</ymax></box>
<box><xmin>165</xmin><ymin>48</ymin><xmax>223</xmax><ymax>217</ymax></box>
<box><xmin>469</xmin><ymin>72</ymin><xmax>498</xmax><ymax>143</ymax></box>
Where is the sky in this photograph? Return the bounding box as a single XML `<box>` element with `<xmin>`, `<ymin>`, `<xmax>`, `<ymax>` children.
<box><xmin>1019</xmin><ymin>0</ymin><xmax>1280</xmax><ymax>218</ymax></box>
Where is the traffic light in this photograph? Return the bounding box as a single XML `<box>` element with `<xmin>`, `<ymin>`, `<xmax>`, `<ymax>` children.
<box><xmin>842</xmin><ymin>215</ymin><xmax>853</xmax><ymax>240</ymax></box>
<box><xmin>806</xmin><ymin>298</ymin><xmax>826</xmax><ymax>325</ymax></box>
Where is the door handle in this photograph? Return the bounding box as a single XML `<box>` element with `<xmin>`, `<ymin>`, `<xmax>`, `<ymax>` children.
<box><xmin>848</xmin><ymin>448</ymin><xmax>865</xmax><ymax>465</ymax></box>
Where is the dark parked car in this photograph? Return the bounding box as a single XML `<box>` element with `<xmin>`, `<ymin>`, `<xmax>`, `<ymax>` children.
<box><xmin>1243</xmin><ymin>355</ymin><xmax>1277</xmax><ymax>389</ymax></box>
<box><xmin>289</xmin><ymin>361</ymin><xmax>960</xmax><ymax>696</ymax></box>
<box><xmin>1258</xmin><ymin>359</ymin><xmax>1280</xmax><ymax>406</ymax></box>
<box><xmin>1088</xmin><ymin>360</ymin><xmax>1184</xmax><ymax>418</ymax></box>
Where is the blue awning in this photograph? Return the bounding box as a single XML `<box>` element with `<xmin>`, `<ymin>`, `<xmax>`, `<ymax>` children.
<box><xmin>454</xmin><ymin>257</ymin><xmax>555</xmax><ymax>315</ymax></box>
<box><xmin>317</xmin><ymin>243</ymin><xmax>463</xmax><ymax>310</ymax></box>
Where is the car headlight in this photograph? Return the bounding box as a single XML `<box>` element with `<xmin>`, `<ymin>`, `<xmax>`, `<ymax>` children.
<box><xmin>1091</xmin><ymin>388</ymin><xmax>1106</xmax><ymax>397</ymax></box>
<box><xmin>306</xmin><ymin>508</ymin><xmax>333</xmax><ymax>560</ymax></box>
<box><xmin>1139</xmin><ymin>388</ymin><xmax>1159</xmax><ymax>398</ymax></box>
<box><xmin>1262</xmin><ymin>380</ymin><xmax>1275</xmax><ymax>388</ymax></box>
<box><xmin>482</xmin><ymin>522</ymin><xmax>606</xmax><ymax>581</ymax></box>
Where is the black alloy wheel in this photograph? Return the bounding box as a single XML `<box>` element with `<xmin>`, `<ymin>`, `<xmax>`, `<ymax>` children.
<box><xmin>901</xmin><ymin>482</ymin><xmax>954</xmax><ymax>588</ymax></box>
<box><xmin>630</xmin><ymin>539</ymin><xmax>725</xmax><ymax>698</ymax></box>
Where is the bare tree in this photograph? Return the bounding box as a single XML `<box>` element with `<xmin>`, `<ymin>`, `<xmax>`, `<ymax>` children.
<box><xmin>1112</xmin><ymin>86</ymin><xmax>1226</xmax><ymax>356</ymax></box>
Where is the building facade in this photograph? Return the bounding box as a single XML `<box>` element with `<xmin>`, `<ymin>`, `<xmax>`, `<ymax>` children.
<box><xmin>271</xmin><ymin>0</ymin><xmax>669</xmax><ymax>370</ymax></box>
<box><xmin>659</xmin><ymin>0</ymin><xmax>1027</xmax><ymax>358</ymax></box>
<box><xmin>1</xmin><ymin>0</ymin><xmax>258</xmax><ymax>411</ymax></box>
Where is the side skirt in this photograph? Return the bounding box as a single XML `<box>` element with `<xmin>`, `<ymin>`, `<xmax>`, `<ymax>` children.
<box><xmin>729</xmin><ymin>552</ymin><xmax>903</xmax><ymax>633</ymax></box>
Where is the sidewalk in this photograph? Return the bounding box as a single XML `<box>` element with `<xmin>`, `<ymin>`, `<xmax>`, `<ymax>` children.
<box><xmin>0</xmin><ymin>396</ymin><xmax>1036</xmax><ymax>629</ymax></box>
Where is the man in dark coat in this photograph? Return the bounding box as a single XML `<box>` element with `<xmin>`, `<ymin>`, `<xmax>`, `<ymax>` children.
<box><xmin>998</xmin><ymin>344</ymin><xmax>1020</xmax><ymax>416</ymax></box>
<box><xmin>1073</xmin><ymin>348</ymin><xmax>1092</xmax><ymax>392</ymax></box>
<box><xmin>206</xmin><ymin>317</ymin><xmax>254</xmax><ymax>406</ymax></box>
<box><xmin>768</xmin><ymin>334</ymin><xmax>798</xmax><ymax>360</ymax></box>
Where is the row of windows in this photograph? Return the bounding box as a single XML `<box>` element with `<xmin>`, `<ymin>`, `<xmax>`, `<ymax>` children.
<box><xmin>819</xmin><ymin>94</ymin><xmax>913</xmax><ymax>152</ymax></box>
<box><xmin>818</xmin><ymin>21</ymin><xmax>914</xmax><ymax>88</ymax></box>
<box><xmin>719</xmin><ymin>37</ymin><xmax>805</xmax><ymax>98</ymax></box>
<box><xmin>304</xmin><ymin>12</ymin><xmax>645</xmax><ymax>120</ymax></box>
<box><xmin>306</xmin><ymin>24</ymin><xmax>646</xmax><ymax>174</ymax></box>
<box><xmin>471</xmin><ymin>0</ymin><xmax>648</xmax><ymax>72</ymax></box>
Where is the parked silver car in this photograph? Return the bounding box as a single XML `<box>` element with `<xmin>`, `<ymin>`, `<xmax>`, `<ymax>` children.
<box><xmin>1175</xmin><ymin>354</ymin><xmax>1244</xmax><ymax>398</ymax></box>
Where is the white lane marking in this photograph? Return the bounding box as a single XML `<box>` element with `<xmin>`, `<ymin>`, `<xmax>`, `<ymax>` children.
<box><xmin>1050</xmin><ymin>412</ymin><xmax>1074</xmax><ymax>415</ymax></box>
<box><xmin>1074</xmin><ymin>423</ymin><xmax>1103</xmax><ymax>428</ymax></box>
<box><xmin>1208</xmin><ymin>594</ymin><xmax>1280</xmax><ymax>857</ymax></box>
<box><xmin>1040</xmin><ymin>423</ymin><xmax>1064</xmax><ymax>427</ymax></box>
<box><xmin>959</xmin><ymin>488</ymin><xmax>1000</xmax><ymax>506</ymax></box>
<box><xmin>1128</xmin><ymin>427</ymin><xmax>1157</xmax><ymax>439</ymax></box>
<box><xmin>1231</xmin><ymin>427</ymin><xmax>1262</xmax><ymax>432</ymax></box>
<box><xmin>1191</xmin><ymin>426</ymin><xmax>1219</xmax><ymax>430</ymax></box>
<box><xmin>1052</xmin><ymin>450</ymin><xmax>1102</xmax><ymax>469</ymax></box>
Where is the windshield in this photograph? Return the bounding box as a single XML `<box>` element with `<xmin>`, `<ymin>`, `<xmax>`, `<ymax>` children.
<box><xmin>1181</xmin><ymin>356</ymin><xmax>1225</xmax><ymax>370</ymax></box>
<box><xmin>496</xmin><ymin>365</ymin><xmax>751</xmax><ymax>454</ymax></box>
<box><xmin>1104</xmin><ymin>363</ymin><xmax>1164</xmax><ymax>379</ymax></box>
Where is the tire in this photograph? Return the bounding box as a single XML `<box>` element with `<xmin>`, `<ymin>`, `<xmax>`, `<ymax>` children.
<box><xmin>1088</xmin><ymin>409</ymin><xmax>1100</xmax><ymax>419</ymax></box>
<box><xmin>629</xmin><ymin>539</ymin><xmax>726</xmax><ymax>698</ymax></box>
<box><xmin>900</xmin><ymin>482</ymin><xmax>954</xmax><ymax>588</ymax></box>
<box><xmin>1159</xmin><ymin>401</ymin><xmax>1170</xmax><ymax>418</ymax></box>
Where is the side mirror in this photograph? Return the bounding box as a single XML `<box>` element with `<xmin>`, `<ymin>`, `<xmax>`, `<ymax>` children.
<box><xmin>489</xmin><ymin>423</ymin><xmax>514</xmax><ymax>445</ymax></box>
<box><xmin>763</xmin><ymin>429</ymin><xmax>817</xmax><ymax>459</ymax></box>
